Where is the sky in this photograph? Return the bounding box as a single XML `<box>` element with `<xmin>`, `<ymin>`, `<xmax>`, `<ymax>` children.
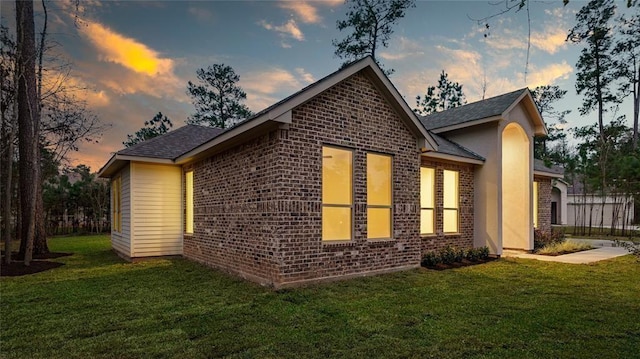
<box><xmin>1</xmin><ymin>0</ymin><xmax>637</xmax><ymax>172</ymax></box>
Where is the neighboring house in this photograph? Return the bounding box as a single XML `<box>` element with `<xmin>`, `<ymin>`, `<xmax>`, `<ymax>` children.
<box><xmin>99</xmin><ymin>57</ymin><xmax>561</xmax><ymax>288</ymax></box>
<box><xmin>564</xmin><ymin>180</ymin><xmax>635</xmax><ymax>229</ymax></box>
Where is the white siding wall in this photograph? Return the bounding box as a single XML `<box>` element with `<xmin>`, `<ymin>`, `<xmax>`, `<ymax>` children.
<box><xmin>112</xmin><ymin>164</ymin><xmax>131</xmax><ymax>257</ymax></box>
<box><xmin>130</xmin><ymin>162</ymin><xmax>183</xmax><ymax>257</ymax></box>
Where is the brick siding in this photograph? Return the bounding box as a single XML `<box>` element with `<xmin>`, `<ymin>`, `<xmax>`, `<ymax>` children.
<box><xmin>535</xmin><ymin>176</ymin><xmax>552</xmax><ymax>233</ymax></box>
<box><xmin>420</xmin><ymin>158</ymin><xmax>475</xmax><ymax>253</ymax></box>
<box><xmin>183</xmin><ymin>70</ymin><xmax>478</xmax><ymax>288</ymax></box>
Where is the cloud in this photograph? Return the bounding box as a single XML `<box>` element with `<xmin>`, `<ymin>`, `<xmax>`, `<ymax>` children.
<box><xmin>80</xmin><ymin>20</ymin><xmax>175</xmax><ymax>76</ymax></box>
<box><xmin>531</xmin><ymin>24</ymin><xmax>569</xmax><ymax>55</ymax></box>
<box><xmin>379</xmin><ymin>37</ymin><xmax>425</xmax><ymax>61</ymax></box>
<box><xmin>279</xmin><ymin>1</ymin><xmax>321</xmax><ymax>24</ymax></box>
<box><xmin>259</xmin><ymin>19</ymin><xmax>305</xmax><ymax>41</ymax></box>
<box><xmin>522</xmin><ymin>62</ymin><xmax>573</xmax><ymax>88</ymax></box>
<box><xmin>241</xmin><ymin>67</ymin><xmax>316</xmax><ymax>111</ymax></box>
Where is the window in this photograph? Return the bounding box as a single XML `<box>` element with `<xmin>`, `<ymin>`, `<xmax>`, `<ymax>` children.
<box><xmin>367</xmin><ymin>153</ymin><xmax>392</xmax><ymax>239</ymax></box>
<box><xmin>533</xmin><ymin>181</ymin><xmax>539</xmax><ymax>228</ymax></box>
<box><xmin>420</xmin><ymin>167</ymin><xmax>435</xmax><ymax>235</ymax></box>
<box><xmin>443</xmin><ymin>170</ymin><xmax>459</xmax><ymax>233</ymax></box>
<box><xmin>111</xmin><ymin>176</ymin><xmax>121</xmax><ymax>233</ymax></box>
<box><xmin>185</xmin><ymin>171</ymin><xmax>194</xmax><ymax>234</ymax></box>
<box><xmin>322</xmin><ymin>146</ymin><xmax>353</xmax><ymax>241</ymax></box>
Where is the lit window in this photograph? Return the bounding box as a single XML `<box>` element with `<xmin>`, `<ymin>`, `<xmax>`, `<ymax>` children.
<box><xmin>322</xmin><ymin>146</ymin><xmax>353</xmax><ymax>241</ymax></box>
<box><xmin>533</xmin><ymin>181</ymin><xmax>539</xmax><ymax>228</ymax></box>
<box><xmin>111</xmin><ymin>176</ymin><xmax>121</xmax><ymax>233</ymax></box>
<box><xmin>185</xmin><ymin>171</ymin><xmax>194</xmax><ymax>234</ymax></box>
<box><xmin>367</xmin><ymin>153</ymin><xmax>392</xmax><ymax>239</ymax></box>
<box><xmin>443</xmin><ymin>170</ymin><xmax>459</xmax><ymax>233</ymax></box>
<box><xmin>420</xmin><ymin>167</ymin><xmax>435</xmax><ymax>235</ymax></box>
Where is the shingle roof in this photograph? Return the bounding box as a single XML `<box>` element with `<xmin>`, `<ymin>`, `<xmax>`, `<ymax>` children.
<box><xmin>117</xmin><ymin>125</ymin><xmax>224</xmax><ymax>160</ymax></box>
<box><xmin>430</xmin><ymin>133</ymin><xmax>485</xmax><ymax>161</ymax></box>
<box><xmin>420</xmin><ymin>88</ymin><xmax>528</xmax><ymax>131</ymax></box>
<box><xmin>533</xmin><ymin>158</ymin><xmax>564</xmax><ymax>176</ymax></box>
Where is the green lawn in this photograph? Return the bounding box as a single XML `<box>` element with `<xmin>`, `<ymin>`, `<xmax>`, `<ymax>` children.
<box><xmin>1</xmin><ymin>235</ymin><xmax>639</xmax><ymax>359</ymax></box>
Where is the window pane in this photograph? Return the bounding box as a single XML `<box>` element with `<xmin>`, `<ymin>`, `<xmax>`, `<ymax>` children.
<box><xmin>420</xmin><ymin>167</ymin><xmax>435</xmax><ymax>208</ymax></box>
<box><xmin>186</xmin><ymin>171</ymin><xmax>194</xmax><ymax>234</ymax></box>
<box><xmin>443</xmin><ymin>170</ymin><xmax>458</xmax><ymax>208</ymax></box>
<box><xmin>533</xmin><ymin>181</ymin><xmax>539</xmax><ymax>228</ymax></box>
<box><xmin>367</xmin><ymin>208</ymin><xmax>391</xmax><ymax>238</ymax></box>
<box><xmin>444</xmin><ymin>209</ymin><xmax>458</xmax><ymax>233</ymax></box>
<box><xmin>322</xmin><ymin>147</ymin><xmax>352</xmax><ymax>205</ymax></box>
<box><xmin>421</xmin><ymin>209</ymin><xmax>434</xmax><ymax>234</ymax></box>
<box><xmin>367</xmin><ymin>154</ymin><xmax>391</xmax><ymax>206</ymax></box>
<box><xmin>323</xmin><ymin>207</ymin><xmax>351</xmax><ymax>241</ymax></box>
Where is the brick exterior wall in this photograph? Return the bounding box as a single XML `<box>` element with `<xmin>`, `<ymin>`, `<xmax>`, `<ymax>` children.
<box><xmin>420</xmin><ymin>158</ymin><xmax>475</xmax><ymax>253</ymax></box>
<box><xmin>274</xmin><ymin>72</ymin><xmax>422</xmax><ymax>286</ymax></box>
<box><xmin>535</xmin><ymin>176</ymin><xmax>552</xmax><ymax>233</ymax></box>
<box><xmin>183</xmin><ymin>70</ymin><xmax>478</xmax><ymax>288</ymax></box>
<box><xmin>183</xmin><ymin>131</ymin><xmax>284</xmax><ymax>285</ymax></box>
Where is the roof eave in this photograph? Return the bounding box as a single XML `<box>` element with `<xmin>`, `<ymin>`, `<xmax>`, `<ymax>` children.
<box><xmin>534</xmin><ymin>170</ymin><xmax>564</xmax><ymax>179</ymax></box>
<box><xmin>98</xmin><ymin>154</ymin><xmax>174</xmax><ymax>178</ymax></box>
<box><xmin>421</xmin><ymin>151</ymin><xmax>484</xmax><ymax>165</ymax></box>
<box><xmin>503</xmin><ymin>89</ymin><xmax>547</xmax><ymax>136</ymax></box>
<box><xmin>430</xmin><ymin>115</ymin><xmax>501</xmax><ymax>134</ymax></box>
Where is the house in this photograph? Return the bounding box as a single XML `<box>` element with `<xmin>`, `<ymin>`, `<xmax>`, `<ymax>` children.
<box><xmin>98</xmin><ymin>57</ymin><xmax>562</xmax><ymax>288</ymax></box>
<box><xmin>564</xmin><ymin>179</ymin><xmax>635</xmax><ymax>229</ymax></box>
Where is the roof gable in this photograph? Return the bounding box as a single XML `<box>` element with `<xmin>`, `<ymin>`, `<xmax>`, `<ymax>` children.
<box><xmin>420</xmin><ymin>88</ymin><xmax>547</xmax><ymax>136</ymax></box>
<box><xmin>117</xmin><ymin>125</ymin><xmax>224</xmax><ymax>160</ymax></box>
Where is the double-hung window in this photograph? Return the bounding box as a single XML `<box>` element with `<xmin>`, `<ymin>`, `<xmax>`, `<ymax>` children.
<box><xmin>367</xmin><ymin>153</ymin><xmax>392</xmax><ymax>239</ymax></box>
<box><xmin>185</xmin><ymin>171</ymin><xmax>194</xmax><ymax>234</ymax></box>
<box><xmin>420</xmin><ymin>167</ymin><xmax>435</xmax><ymax>235</ymax></box>
<box><xmin>322</xmin><ymin>146</ymin><xmax>353</xmax><ymax>241</ymax></box>
<box><xmin>111</xmin><ymin>176</ymin><xmax>121</xmax><ymax>233</ymax></box>
<box><xmin>443</xmin><ymin>170</ymin><xmax>459</xmax><ymax>233</ymax></box>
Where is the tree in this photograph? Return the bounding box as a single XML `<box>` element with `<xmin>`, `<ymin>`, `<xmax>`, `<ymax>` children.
<box><xmin>15</xmin><ymin>0</ymin><xmax>40</xmax><ymax>265</ymax></box>
<box><xmin>415</xmin><ymin>70</ymin><xmax>466</xmax><ymax>116</ymax></box>
<box><xmin>614</xmin><ymin>3</ymin><xmax>640</xmax><ymax>149</ymax></box>
<box><xmin>186</xmin><ymin>64</ymin><xmax>252</xmax><ymax>129</ymax></box>
<box><xmin>124</xmin><ymin>112</ymin><xmax>173</xmax><ymax>147</ymax></box>
<box><xmin>0</xmin><ymin>24</ymin><xmax>17</xmax><ymax>265</ymax></box>
<box><xmin>568</xmin><ymin>0</ymin><xmax>617</xmax><ymax>141</ymax></box>
<box><xmin>531</xmin><ymin>85</ymin><xmax>571</xmax><ymax>164</ymax></box>
<box><xmin>332</xmin><ymin>0</ymin><xmax>415</xmax><ymax>74</ymax></box>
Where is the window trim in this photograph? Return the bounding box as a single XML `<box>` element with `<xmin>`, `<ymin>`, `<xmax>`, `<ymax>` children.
<box><xmin>443</xmin><ymin>169</ymin><xmax>459</xmax><ymax>234</ymax></box>
<box><xmin>366</xmin><ymin>152</ymin><xmax>393</xmax><ymax>240</ymax></box>
<box><xmin>420</xmin><ymin>167</ymin><xmax>436</xmax><ymax>236</ymax></box>
<box><xmin>321</xmin><ymin>145</ymin><xmax>354</xmax><ymax>242</ymax></box>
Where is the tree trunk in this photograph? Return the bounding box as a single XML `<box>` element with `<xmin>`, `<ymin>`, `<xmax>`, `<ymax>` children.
<box><xmin>16</xmin><ymin>0</ymin><xmax>40</xmax><ymax>266</ymax></box>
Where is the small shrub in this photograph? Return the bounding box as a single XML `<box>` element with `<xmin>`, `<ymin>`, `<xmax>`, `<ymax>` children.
<box><xmin>466</xmin><ymin>248</ymin><xmax>479</xmax><ymax>261</ymax></box>
<box><xmin>614</xmin><ymin>239</ymin><xmax>640</xmax><ymax>262</ymax></box>
<box><xmin>421</xmin><ymin>251</ymin><xmax>441</xmax><ymax>267</ymax></box>
<box><xmin>537</xmin><ymin>240</ymin><xmax>592</xmax><ymax>256</ymax></box>
<box><xmin>439</xmin><ymin>246</ymin><xmax>457</xmax><ymax>264</ymax></box>
<box><xmin>454</xmin><ymin>247</ymin><xmax>465</xmax><ymax>262</ymax></box>
<box><xmin>478</xmin><ymin>246</ymin><xmax>489</xmax><ymax>260</ymax></box>
<box><xmin>534</xmin><ymin>228</ymin><xmax>566</xmax><ymax>250</ymax></box>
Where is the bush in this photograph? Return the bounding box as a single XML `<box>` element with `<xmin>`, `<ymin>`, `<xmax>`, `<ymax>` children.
<box><xmin>466</xmin><ymin>248</ymin><xmax>479</xmax><ymax>261</ymax></box>
<box><xmin>439</xmin><ymin>246</ymin><xmax>458</xmax><ymax>264</ymax></box>
<box><xmin>478</xmin><ymin>246</ymin><xmax>489</xmax><ymax>260</ymax></box>
<box><xmin>537</xmin><ymin>240</ymin><xmax>592</xmax><ymax>256</ymax></box>
<box><xmin>421</xmin><ymin>251</ymin><xmax>441</xmax><ymax>267</ymax></box>
<box><xmin>614</xmin><ymin>239</ymin><xmax>640</xmax><ymax>262</ymax></box>
<box><xmin>534</xmin><ymin>228</ymin><xmax>565</xmax><ymax>250</ymax></box>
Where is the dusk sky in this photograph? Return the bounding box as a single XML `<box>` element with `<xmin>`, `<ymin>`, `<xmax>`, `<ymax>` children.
<box><xmin>1</xmin><ymin>0</ymin><xmax>636</xmax><ymax>172</ymax></box>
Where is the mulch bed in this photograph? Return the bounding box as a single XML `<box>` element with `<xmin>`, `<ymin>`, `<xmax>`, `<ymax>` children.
<box><xmin>422</xmin><ymin>257</ymin><xmax>498</xmax><ymax>271</ymax></box>
<box><xmin>0</xmin><ymin>252</ymin><xmax>72</xmax><ymax>277</ymax></box>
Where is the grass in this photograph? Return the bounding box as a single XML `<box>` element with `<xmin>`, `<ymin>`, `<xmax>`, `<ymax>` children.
<box><xmin>1</xmin><ymin>235</ymin><xmax>639</xmax><ymax>359</ymax></box>
<box><xmin>560</xmin><ymin>226</ymin><xmax>640</xmax><ymax>241</ymax></box>
<box><xmin>536</xmin><ymin>240</ymin><xmax>594</xmax><ymax>256</ymax></box>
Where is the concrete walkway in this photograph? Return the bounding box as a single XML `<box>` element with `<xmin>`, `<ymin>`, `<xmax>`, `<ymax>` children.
<box><xmin>502</xmin><ymin>239</ymin><xmax>630</xmax><ymax>264</ymax></box>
